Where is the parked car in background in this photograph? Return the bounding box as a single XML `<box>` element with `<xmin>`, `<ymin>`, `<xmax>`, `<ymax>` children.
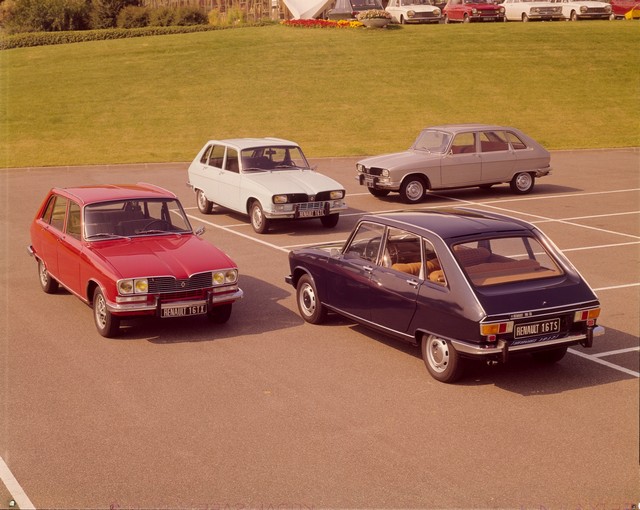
<box><xmin>386</xmin><ymin>0</ymin><xmax>443</xmax><ymax>23</ymax></box>
<box><xmin>502</xmin><ymin>0</ymin><xmax>564</xmax><ymax>20</ymax></box>
<box><xmin>552</xmin><ymin>0</ymin><xmax>614</xmax><ymax>18</ymax></box>
<box><xmin>187</xmin><ymin>137</ymin><xmax>347</xmax><ymax>234</ymax></box>
<box><xmin>356</xmin><ymin>124</ymin><xmax>551</xmax><ymax>203</ymax></box>
<box><xmin>610</xmin><ymin>0</ymin><xmax>640</xmax><ymax>18</ymax></box>
<box><xmin>286</xmin><ymin>209</ymin><xmax>604</xmax><ymax>383</ymax></box>
<box><xmin>326</xmin><ymin>0</ymin><xmax>384</xmax><ymax>19</ymax></box>
<box><xmin>443</xmin><ymin>0</ymin><xmax>505</xmax><ymax>21</ymax></box>
<box><xmin>28</xmin><ymin>184</ymin><xmax>243</xmax><ymax>337</ymax></box>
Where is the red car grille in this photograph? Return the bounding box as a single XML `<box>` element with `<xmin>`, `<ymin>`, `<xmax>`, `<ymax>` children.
<box><xmin>148</xmin><ymin>272</ymin><xmax>212</xmax><ymax>293</ymax></box>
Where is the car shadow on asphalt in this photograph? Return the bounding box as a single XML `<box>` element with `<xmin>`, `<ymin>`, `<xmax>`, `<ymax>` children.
<box><xmin>112</xmin><ymin>275</ymin><xmax>302</xmax><ymax>343</ymax></box>
<box><xmin>203</xmin><ymin>206</ymin><xmax>365</xmax><ymax>238</ymax></box>
<box><xmin>368</xmin><ymin>183</ymin><xmax>582</xmax><ymax>206</ymax></box>
<box><xmin>345</xmin><ymin>319</ymin><xmax>637</xmax><ymax>394</ymax></box>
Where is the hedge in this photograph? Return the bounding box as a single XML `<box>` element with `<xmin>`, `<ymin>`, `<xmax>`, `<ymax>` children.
<box><xmin>0</xmin><ymin>21</ymin><xmax>274</xmax><ymax>50</ymax></box>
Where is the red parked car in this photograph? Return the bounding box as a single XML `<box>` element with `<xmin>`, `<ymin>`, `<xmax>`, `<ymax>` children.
<box><xmin>610</xmin><ymin>0</ymin><xmax>640</xmax><ymax>17</ymax></box>
<box><xmin>28</xmin><ymin>183</ymin><xmax>243</xmax><ymax>337</ymax></box>
<box><xmin>443</xmin><ymin>0</ymin><xmax>506</xmax><ymax>21</ymax></box>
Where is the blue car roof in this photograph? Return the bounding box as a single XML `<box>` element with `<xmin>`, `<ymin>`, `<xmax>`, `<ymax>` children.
<box><xmin>361</xmin><ymin>209</ymin><xmax>535</xmax><ymax>241</ymax></box>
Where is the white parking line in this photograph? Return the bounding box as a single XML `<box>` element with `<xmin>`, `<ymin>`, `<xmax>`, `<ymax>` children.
<box><xmin>592</xmin><ymin>347</ymin><xmax>640</xmax><ymax>358</ymax></box>
<box><xmin>593</xmin><ymin>283</ymin><xmax>640</xmax><ymax>291</ymax></box>
<box><xmin>0</xmin><ymin>456</ymin><xmax>36</xmax><ymax>510</ymax></box>
<box><xmin>186</xmin><ymin>214</ymin><xmax>290</xmax><ymax>254</ymax></box>
<box><xmin>568</xmin><ymin>349</ymin><xmax>640</xmax><ymax>378</ymax></box>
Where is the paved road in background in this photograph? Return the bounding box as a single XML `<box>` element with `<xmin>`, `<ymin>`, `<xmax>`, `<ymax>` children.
<box><xmin>1</xmin><ymin>149</ymin><xmax>639</xmax><ymax>509</ymax></box>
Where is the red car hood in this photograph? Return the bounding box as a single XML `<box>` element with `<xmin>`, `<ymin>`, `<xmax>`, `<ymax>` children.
<box><xmin>88</xmin><ymin>234</ymin><xmax>236</xmax><ymax>279</ymax></box>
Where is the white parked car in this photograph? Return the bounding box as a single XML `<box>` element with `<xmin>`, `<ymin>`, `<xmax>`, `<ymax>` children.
<box><xmin>502</xmin><ymin>0</ymin><xmax>564</xmax><ymax>20</ymax></box>
<box><xmin>386</xmin><ymin>0</ymin><xmax>442</xmax><ymax>23</ymax></box>
<box><xmin>553</xmin><ymin>0</ymin><xmax>614</xmax><ymax>19</ymax></box>
<box><xmin>187</xmin><ymin>138</ymin><xmax>347</xmax><ymax>234</ymax></box>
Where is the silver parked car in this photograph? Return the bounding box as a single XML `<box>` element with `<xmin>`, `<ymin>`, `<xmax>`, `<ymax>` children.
<box><xmin>356</xmin><ymin>124</ymin><xmax>551</xmax><ymax>204</ymax></box>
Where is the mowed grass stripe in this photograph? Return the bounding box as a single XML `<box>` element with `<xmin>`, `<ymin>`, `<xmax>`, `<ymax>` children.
<box><xmin>1</xmin><ymin>22</ymin><xmax>638</xmax><ymax>167</ymax></box>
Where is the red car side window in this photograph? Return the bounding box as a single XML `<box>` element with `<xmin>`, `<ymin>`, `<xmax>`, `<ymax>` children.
<box><xmin>44</xmin><ymin>195</ymin><xmax>68</xmax><ymax>232</ymax></box>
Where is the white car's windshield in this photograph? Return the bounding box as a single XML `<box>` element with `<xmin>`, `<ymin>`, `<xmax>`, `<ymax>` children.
<box><xmin>241</xmin><ymin>146</ymin><xmax>311</xmax><ymax>171</ymax></box>
<box><xmin>412</xmin><ymin>130</ymin><xmax>452</xmax><ymax>154</ymax></box>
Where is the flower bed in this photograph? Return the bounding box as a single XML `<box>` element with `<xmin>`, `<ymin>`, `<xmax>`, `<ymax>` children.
<box><xmin>280</xmin><ymin>19</ymin><xmax>363</xmax><ymax>28</ymax></box>
<box><xmin>356</xmin><ymin>9</ymin><xmax>392</xmax><ymax>20</ymax></box>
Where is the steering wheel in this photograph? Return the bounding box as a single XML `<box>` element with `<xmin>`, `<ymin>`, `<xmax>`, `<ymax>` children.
<box><xmin>139</xmin><ymin>219</ymin><xmax>165</xmax><ymax>232</ymax></box>
<box><xmin>364</xmin><ymin>238</ymin><xmax>380</xmax><ymax>262</ymax></box>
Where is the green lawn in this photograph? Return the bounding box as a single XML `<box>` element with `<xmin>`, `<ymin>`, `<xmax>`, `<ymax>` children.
<box><xmin>1</xmin><ymin>22</ymin><xmax>638</xmax><ymax>167</ymax></box>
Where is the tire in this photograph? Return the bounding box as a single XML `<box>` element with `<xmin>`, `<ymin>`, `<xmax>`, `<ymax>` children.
<box><xmin>320</xmin><ymin>213</ymin><xmax>339</xmax><ymax>229</ymax></box>
<box><xmin>463</xmin><ymin>13</ymin><xmax>470</xmax><ymax>22</ymax></box>
<box><xmin>510</xmin><ymin>172</ymin><xmax>535</xmax><ymax>194</ymax></box>
<box><xmin>399</xmin><ymin>176</ymin><xmax>427</xmax><ymax>204</ymax></box>
<box><xmin>400</xmin><ymin>15</ymin><xmax>406</xmax><ymax>23</ymax></box>
<box><xmin>208</xmin><ymin>303</ymin><xmax>232</xmax><ymax>324</ymax></box>
<box><xmin>296</xmin><ymin>274</ymin><xmax>326</xmax><ymax>324</ymax></box>
<box><xmin>570</xmin><ymin>10</ymin><xmax>578</xmax><ymax>20</ymax></box>
<box><xmin>93</xmin><ymin>287</ymin><xmax>120</xmax><ymax>338</ymax></box>
<box><xmin>368</xmin><ymin>187</ymin><xmax>391</xmax><ymax>198</ymax></box>
<box><xmin>421</xmin><ymin>334</ymin><xmax>464</xmax><ymax>383</ymax></box>
<box><xmin>531</xmin><ymin>346</ymin><xmax>568</xmax><ymax>363</ymax></box>
<box><xmin>522</xmin><ymin>13</ymin><xmax>529</xmax><ymax>21</ymax></box>
<box><xmin>443</xmin><ymin>14</ymin><xmax>449</xmax><ymax>23</ymax></box>
<box><xmin>250</xmin><ymin>201</ymin><xmax>270</xmax><ymax>234</ymax></box>
<box><xmin>38</xmin><ymin>259</ymin><xmax>59</xmax><ymax>294</ymax></box>
<box><xmin>196</xmin><ymin>189</ymin><xmax>213</xmax><ymax>214</ymax></box>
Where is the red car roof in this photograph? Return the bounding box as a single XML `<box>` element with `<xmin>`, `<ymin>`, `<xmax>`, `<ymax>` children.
<box><xmin>52</xmin><ymin>183</ymin><xmax>177</xmax><ymax>206</ymax></box>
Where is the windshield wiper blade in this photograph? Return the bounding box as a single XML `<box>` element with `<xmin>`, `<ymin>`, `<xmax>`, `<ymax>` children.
<box><xmin>86</xmin><ymin>232</ymin><xmax>130</xmax><ymax>240</ymax></box>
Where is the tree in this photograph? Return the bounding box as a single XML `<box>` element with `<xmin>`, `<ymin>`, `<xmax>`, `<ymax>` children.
<box><xmin>91</xmin><ymin>0</ymin><xmax>138</xmax><ymax>28</ymax></box>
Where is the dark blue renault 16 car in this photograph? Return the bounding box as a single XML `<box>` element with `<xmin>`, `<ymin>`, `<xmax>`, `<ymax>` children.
<box><xmin>285</xmin><ymin>209</ymin><xmax>604</xmax><ymax>383</ymax></box>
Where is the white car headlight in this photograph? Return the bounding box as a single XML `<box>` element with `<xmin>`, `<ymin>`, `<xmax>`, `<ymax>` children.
<box><xmin>381</xmin><ymin>169</ymin><xmax>390</xmax><ymax>177</ymax></box>
<box><xmin>356</xmin><ymin>164</ymin><xmax>365</xmax><ymax>173</ymax></box>
<box><xmin>273</xmin><ymin>195</ymin><xmax>288</xmax><ymax>204</ymax></box>
<box><xmin>434</xmin><ymin>7</ymin><xmax>441</xmax><ymax>15</ymax></box>
<box><xmin>580</xmin><ymin>5</ymin><xmax>588</xmax><ymax>12</ymax></box>
<box><xmin>330</xmin><ymin>190</ymin><xmax>345</xmax><ymax>200</ymax></box>
<box><xmin>407</xmin><ymin>9</ymin><xmax>416</xmax><ymax>16</ymax></box>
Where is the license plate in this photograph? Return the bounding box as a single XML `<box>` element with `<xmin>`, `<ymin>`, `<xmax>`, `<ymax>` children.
<box><xmin>297</xmin><ymin>209</ymin><xmax>324</xmax><ymax>218</ymax></box>
<box><xmin>484</xmin><ymin>16</ymin><xmax>496</xmax><ymax>20</ymax></box>
<box><xmin>514</xmin><ymin>318</ymin><xmax>560</xmax><ymax>339</ymax></box>
<box><xmin>364</xmin><ymin>176</ymin><xmax>375</xmax><ymax>188</ymax></box>
<box><xmin>161</xmin><ymin>303</ymin><xmax>207</xmax><ymax>318</ymax></box>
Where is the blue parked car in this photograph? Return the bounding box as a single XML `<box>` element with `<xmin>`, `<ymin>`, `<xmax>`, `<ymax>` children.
<box><xmin>285</xmin><ymin>209</ymin><xmax>604</xmax><ymax>383</ymax></box>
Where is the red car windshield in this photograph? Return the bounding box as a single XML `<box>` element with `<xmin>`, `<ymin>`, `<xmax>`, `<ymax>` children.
<box><xmin>84</xmin><ymin>198</ymin><xmax>192</xmax><ymax>239</ymax></box>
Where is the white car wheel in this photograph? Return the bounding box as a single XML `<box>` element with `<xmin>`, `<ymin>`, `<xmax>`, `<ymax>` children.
<box><xmin>250</xmin><ymin>201</ymin><xmax>270</xmax><ymax>234</ymax></box>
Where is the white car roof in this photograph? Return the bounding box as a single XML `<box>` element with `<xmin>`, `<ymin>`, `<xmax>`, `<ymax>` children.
<box><xmin>205</xmin><ymin>137</ymin><xmax>300</xmax><ymax>151</ymax></box>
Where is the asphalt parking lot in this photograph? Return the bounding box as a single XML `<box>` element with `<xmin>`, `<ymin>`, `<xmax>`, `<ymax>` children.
<box><xmin>1</xmin><ymin>148</ymin><xmax>639</xmax><ymax>509</ymax></box>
